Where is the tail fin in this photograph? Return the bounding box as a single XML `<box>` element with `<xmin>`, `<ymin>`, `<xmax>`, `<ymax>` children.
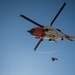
<box><xmin>69</xmin><ymin>36</ymin><xmax>75</xmax><ymax>41</ymax></box>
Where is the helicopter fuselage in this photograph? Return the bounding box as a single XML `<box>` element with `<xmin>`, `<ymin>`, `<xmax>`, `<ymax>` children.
<box><xmin>28</xmin><ymin>26</ymin><xmax>65</xmax><ymax>42</ymax></box>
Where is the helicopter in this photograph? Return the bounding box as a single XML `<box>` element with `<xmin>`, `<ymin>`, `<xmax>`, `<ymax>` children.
<box><xmin>20</xmin><ymin>2</ymin><xmax>75</xmax><ymax>51</ymax></box>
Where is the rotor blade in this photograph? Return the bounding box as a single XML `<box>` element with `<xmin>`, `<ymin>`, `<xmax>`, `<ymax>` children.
<box><xmin>20</xmin><ymin>14</ymin><xmax>44</xmax><ymax>28</ymax></box>
<box><xmin>50</xmin><ymin>2</ymin><xmax>66</xmax><ymax>27</ymax></box>
<box><xmin>34</xmin><ymin>38</ymin><xmax>43</xmax><ymax>51</ymax></box>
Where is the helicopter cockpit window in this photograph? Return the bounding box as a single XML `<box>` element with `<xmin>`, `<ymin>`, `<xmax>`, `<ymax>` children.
<box><xmin>42</xmin><ymin>29</ymin><xmax>49</xmax><ymax>31</ymax></box>
<box><xmin>45</xmin><ymin>29</ymin><xmax>49</xmax><ymax>31</ymax></box>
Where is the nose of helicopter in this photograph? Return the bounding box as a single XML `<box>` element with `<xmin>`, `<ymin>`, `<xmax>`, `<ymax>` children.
<box><xmin>27</xmin><ymin>28</ymin><xmax>34</xmax><ymax>35</ymax></box>
<box><xmin>27</xmin><ymin>30</ymin><xmax>31</xmax><ymax>33</ymax></box>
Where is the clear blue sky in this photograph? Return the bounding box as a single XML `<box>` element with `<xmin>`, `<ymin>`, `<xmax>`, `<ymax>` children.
<box><xmin>0</xmin><ymin>0</ymin><xmax>75</xmax><ymax>75</ymax></box>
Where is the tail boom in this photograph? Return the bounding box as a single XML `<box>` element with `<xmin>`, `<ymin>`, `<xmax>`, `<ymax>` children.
<box><xmin>65</xmin><ymin>35</ymin><xmax>75</xmax><ymax>41</ymax></box>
